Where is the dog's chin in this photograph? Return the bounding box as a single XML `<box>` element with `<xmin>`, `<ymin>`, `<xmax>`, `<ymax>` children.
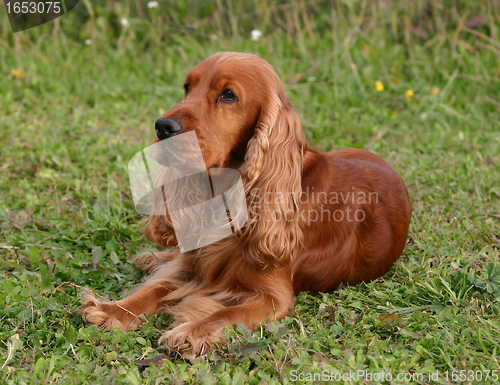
<box><xmin>152</xmin><ymin>133</ymin><xmax>223</xmax><ymax>170</ymax></box>
<box><xmin>153</xmin><ymin>141</ymin><xmax>202</xmax><ymax>167</ymax></box>
<box><xmin>159</xmin><ymin>152</ymin><xmax>204</xmax><ymax>170</ymax></box>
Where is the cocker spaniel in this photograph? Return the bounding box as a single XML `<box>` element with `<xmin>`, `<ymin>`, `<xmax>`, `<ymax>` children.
<box><xmin>80</xmin><ymin>52</ymin><xmax>411</xmax><ymax>357</ymax></box>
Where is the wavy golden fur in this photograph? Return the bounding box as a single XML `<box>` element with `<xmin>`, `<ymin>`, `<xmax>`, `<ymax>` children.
<box><xmin>80</xmin><ymin>52</ymin><xmax>411</xmax><ymax>357</ymax></box>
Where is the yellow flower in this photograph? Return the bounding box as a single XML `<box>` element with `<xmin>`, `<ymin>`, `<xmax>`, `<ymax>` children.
<box><xmin>405</xmin><ymin>89</ymin><xmax>414</xmax><ymax>100</ymax></box>
<box><xmin>375</xmin><ymin>81</ymin><xmax>384</xmax><ymax>92</ymax></box>
<box><xmin>11</xmin><ymin>69</ymin><xmax>24</xmax><ymax>79</ymax></box>
<box><xmin>431</xmin><ymin>86</ymin><xmax>440</xmax><ymax>96</ymax></box>
<box><xmin>258</xmin><ymin>2</ymin><xmax>266</xmax><ymax>7</ymax></box>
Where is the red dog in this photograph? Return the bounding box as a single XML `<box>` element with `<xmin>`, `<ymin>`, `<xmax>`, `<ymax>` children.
<box><xmin>80</xmin><ymin>52</ymin><xmax>411</xmax><ymax>357</ymax></box>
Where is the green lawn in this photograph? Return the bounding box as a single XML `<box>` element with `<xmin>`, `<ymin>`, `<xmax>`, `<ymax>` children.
<box><xmin>1</xmin><ymin>1</ymin><xmax>500</xmax><ymax>384</ymax></box>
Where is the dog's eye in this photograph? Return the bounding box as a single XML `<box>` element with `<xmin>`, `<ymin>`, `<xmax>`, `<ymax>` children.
<box><xmin>221</xmin><ymin>89</ymin><xmax>237</xmax><ymax>102</ymax></box>
<box><xmin>184</xmin><ymin>84</ymin><xmax>190</xmax><ymax>94</ymax></box>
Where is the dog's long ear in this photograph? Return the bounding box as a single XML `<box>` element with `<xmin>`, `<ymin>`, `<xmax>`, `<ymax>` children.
<box><xmin>238</xmin><ymin>85</ymin><xmax>306</xmax><ymax>268</ymax></box>
<box><xmin>141</xmin><ymin>214</ymin><xmax>178</xmax><ymax>249</ymax></box>
<box><xmin>140</xmin><ymin>184</ymin><xmax>178</xmax><ymax>249</ymax></box>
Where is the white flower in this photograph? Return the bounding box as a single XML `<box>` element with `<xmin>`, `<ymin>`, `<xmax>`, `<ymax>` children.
<box><xmin>147</xmin><ymin>1</ymin><xmax>159</xmax><ymax>8</ymax></box>
<box><xmin>250</xmin><ymin>29</ymin><xmax>263</xmax><ymax>41</ymax></box>
<box><xmin>84</xmin><ymin>39</ymin><xmax>92</xmax><ymax>45</ymax></box>
<box><xmin>120</xmin><ymin>18</ymin><xmax>130</xmax><ymax>28</ymax></box>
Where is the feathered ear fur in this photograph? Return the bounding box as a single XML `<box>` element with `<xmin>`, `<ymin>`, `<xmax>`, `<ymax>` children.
<box><xmin>141</xmin><ymin>172</ymin><xmax>212</xmax><ymax>250</ymax></box>
<box><xmin>239</xmin><ymin>83</ymin><xmax>306</xmax><ymax>268</ymax></box>
<box><xmin>141</xmin><ymin>209</ymin><xmax>178</xmax><ymax>249</ymax></box>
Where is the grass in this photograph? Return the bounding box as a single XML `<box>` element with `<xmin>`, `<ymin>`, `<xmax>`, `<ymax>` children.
<box><xmin>1</xmin><ymin>0</ymin><xmax>500</xmax><ymax>383</ymax></box>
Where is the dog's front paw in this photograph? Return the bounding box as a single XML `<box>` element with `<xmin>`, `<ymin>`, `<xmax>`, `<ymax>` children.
<box><xmin>79</xmin><ymin>293</ymin><xmax>143</xmax><ymax>331</ymax></box>
<box><xmin>159</xmin><ymin>321</ymin><xmax>225</xmax><ymax>358</ymax></box>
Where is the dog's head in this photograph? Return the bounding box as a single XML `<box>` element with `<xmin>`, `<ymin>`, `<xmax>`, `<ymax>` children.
<box><xmin>156</xmin><ymin>52</ymin><xmax>295</xmax><ymax>168</ymax></box>
<box><xmin>145</xmin><ymin>52</ymin><xmax>306</xmax><ymax>267</ymax></box>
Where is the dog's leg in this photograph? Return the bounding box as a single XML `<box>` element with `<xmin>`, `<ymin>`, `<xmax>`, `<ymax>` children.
<box><xmin>159</xmin><ymin>295</ymin><xmax>291</xmax><ymax>357</ymax></box>
<box><xmin>80</xmin><ymin>256</ymin><xmax>187</xmax><ymax>331</ymax></box>
<box><xmin>134</xmin><ymin>250</ymin><xmax>178</xmax><ymax>274</ymax></box>
<box><xmin>79</xmin><ymin>283</ymin><xmax>173</xmax><ymax>331</ymax></box>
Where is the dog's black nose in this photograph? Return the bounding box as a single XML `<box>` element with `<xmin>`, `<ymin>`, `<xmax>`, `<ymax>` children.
<box><xmin>155</xmin><ymin>117</ymin><xmax>182</xmax><ymax>140</ymax></box>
